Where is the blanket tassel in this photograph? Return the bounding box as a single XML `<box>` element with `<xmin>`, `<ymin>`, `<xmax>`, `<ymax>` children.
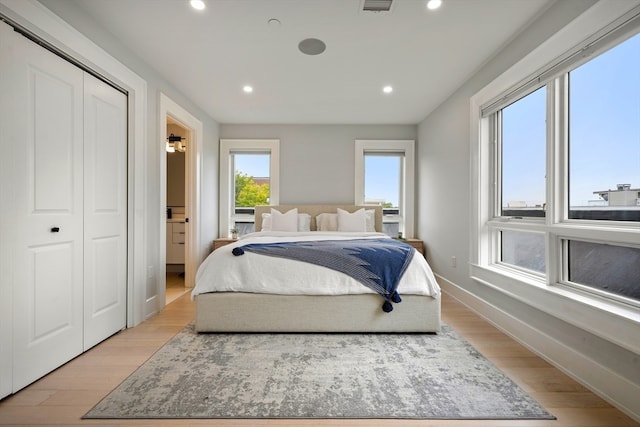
<box><xmin>232</xmin><ymin>247</ymin><xmax>244</xmax><ymax>256</ymax></box>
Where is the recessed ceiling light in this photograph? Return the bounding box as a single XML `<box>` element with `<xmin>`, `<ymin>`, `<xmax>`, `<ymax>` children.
<box><xmin>243</xmin><ymin>85</ymin><xmax>253</xmax><ymax>93</ymax></box>
<box><xmin>190</xmin><ymin>0</ymin><xmax>206</xmax><ymax>11</ymax></box>
<box><xmin>383</xmin><ymin>86</ymin><xmax>393</xmax><ymax>94</ymax></box>
<box><xmin>426</xmin><ymin>0</ymin><xmax>442</xmax><ymax>10</ymax></box>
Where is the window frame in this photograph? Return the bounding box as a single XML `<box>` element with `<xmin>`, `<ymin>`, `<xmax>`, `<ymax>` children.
<box><xmin>355</xmin><ymin>139</ymin><xmax>415</xmax><ymax>238</ymax></box>
<box><xmin>470</xmin><ymin>2</ymin><xmax>640</xmax><ymax>356</ymax></box>
<box><xmin>219</xmin><ymin>139</ymin><xmax>279</xmax><ymax>237</ymax></box>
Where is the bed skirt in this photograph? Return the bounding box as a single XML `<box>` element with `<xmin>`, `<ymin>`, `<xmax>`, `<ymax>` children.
<box><xmin>195</xmin><ymin>292</ymin><xmax>441</xmax><ymax>333</ymax></box>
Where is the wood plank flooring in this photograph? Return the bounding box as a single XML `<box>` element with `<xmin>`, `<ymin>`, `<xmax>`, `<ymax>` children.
<box><xmin>1</xmin><ymin>292</ymin><xmax>638</xmax><ymax>427</ymax></box>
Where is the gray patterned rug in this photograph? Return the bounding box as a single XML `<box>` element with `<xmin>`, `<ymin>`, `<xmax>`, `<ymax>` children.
<box><xmin>84</xmin><ymin>324</ymin><xmax>554</xmax><ymax>420</ymax></box>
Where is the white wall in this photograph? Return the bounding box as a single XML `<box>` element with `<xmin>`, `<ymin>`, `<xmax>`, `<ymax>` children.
<box><xmin>417</xmin><ymin>0</ymin><xmax>640</xmax><ymax>420</ymax></box>
<box><xmin>37</xmin><ymin>0</ymin><xmax>220</xmax><ymax>314</ymax></box>
<box><xmin>220</xmin><ymin>124</ymin><xmax>417</xmax><ymax>205</ymax></box>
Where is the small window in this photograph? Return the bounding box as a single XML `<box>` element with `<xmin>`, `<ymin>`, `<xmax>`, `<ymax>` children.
<box><xmin>219</xmin><ymin>139</ymin><xmax>279</xmax><ymax>238</ymax></box>
<box><xmin>355</xmin><ymin>140</ymin><xmax>415</xmax><ymax>238</ymax></box>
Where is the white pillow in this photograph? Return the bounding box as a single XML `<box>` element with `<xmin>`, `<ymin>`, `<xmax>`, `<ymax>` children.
<box><xmin>298</xmin><ymin>213</ymin><xmax>311</xmax><ymax>232</ymax></box>
<box><xmin>270</xmin><ymin>208</ymin><xmax>298</xmax><ymax>232</ymax></box>
<box><xmin>365</xmin><ymin>209</ymin><xmax>376</xmax><ymax>232</ymax></box>
<box><xmin>316</xmin><ymin>213</ymin><xmax>338</xmax><ymax>231</ymax></box>
<box><xmin>262</xmin><ymin>212</ymin><xmax>311</xmax><ymax>232</ymax></box>
<box><xmin>261</xmin><ymin>212</ymin><xmax>272</xmax><ymax>231</ymax></box>
<box><xmin>337</xmin><ymin>208</ymin><xmax>367</xmax><ymax>232</ymax></box>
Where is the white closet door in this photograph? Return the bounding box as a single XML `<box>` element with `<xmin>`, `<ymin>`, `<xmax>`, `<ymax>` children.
<box><xmin>83</xmin><ymin>74</ymin><xmax>127</xmax><ymax>349</ymax></box>
<box><xmin>2</xmin><ymin>27</ymin><xmax>85</xmax><ymax>392</ymax></box>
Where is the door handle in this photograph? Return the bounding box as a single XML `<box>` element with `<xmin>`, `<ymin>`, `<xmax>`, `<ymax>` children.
<box><xmin>51</xmin><ymin>227</ymin><xmax>60</xmax><ymax>233</ymax></box>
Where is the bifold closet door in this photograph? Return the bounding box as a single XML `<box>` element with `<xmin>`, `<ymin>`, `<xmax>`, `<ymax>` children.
<box><xmin>0</xmin><ymin>24</ymin><xmax>127</xmax><ymax>395</ymax></box>
<box><xmin>1</xmin><ymin>24</ymin><xmax>85</xmax><ymax>392</ymax></box>
<box><xmin>83</xmin><ymin>73</ymin><xmax>127</xmax><ymax>350</ymax></box>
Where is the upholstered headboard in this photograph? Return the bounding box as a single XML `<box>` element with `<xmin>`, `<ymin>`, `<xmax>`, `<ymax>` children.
<box><xmin>254</xmin><ymin>205</ymin><xmax>383</xmax><ymax>232</ymax></box>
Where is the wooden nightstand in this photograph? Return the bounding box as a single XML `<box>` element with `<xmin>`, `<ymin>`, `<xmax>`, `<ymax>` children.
<box><xmin>399</xmin><ymin>238</ymin><xmax>425</xmax><ymax>256</ymax></box>
<box><xmin>213</xmin><ymin>238</ymin><xmax>237</xmax><ymax>251</ymax></box>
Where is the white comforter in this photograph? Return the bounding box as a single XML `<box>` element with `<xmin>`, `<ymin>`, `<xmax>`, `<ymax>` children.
<box><xmin>192</xmin><ymin>232</ymin><xmax>440</xmax><ymax>299</ymax></box>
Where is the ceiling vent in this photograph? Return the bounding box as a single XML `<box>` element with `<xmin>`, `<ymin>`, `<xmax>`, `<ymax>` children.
<box><xmin>362</xmin><ymin>0</ymin><xmax>393</xmax><ymax>12</ymax></box>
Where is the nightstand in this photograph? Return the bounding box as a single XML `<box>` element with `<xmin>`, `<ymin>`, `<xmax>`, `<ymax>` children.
<box><xmin>400</xmin><ymin>238</ymin><xmax>425</xmax><ymax>256</ymax></box>
<box><xmin>213</xmin><ymin>238</ymin><xmax>237</xmax><ymax>251</ymax></box>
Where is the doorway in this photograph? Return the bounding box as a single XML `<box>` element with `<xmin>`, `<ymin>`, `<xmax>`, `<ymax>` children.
<box><xmin>159</xmin><ymin>93</ymin><xmax>203</xmax><ymax>307</ymax></box>
<box><xmin>165</xmin><ymin>119</ymin><xmax>190</xmax><ymax>304</ymax></box>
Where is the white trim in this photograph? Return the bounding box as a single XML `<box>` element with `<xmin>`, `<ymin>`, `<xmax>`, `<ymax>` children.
<box><xmin>219</xmin><ymin>139</ymin><xmax>279</xmax><ymax>236</ymax></box>
<box><xmin>439</xmin><ymin>275</ymin><xmax>640</xmax><ymax>423</ymax></box>
<box><xmin>0</xmin><ymin>0</ymin><xmax>148</xmax><ymax>326</ymax></box>
<box><xmin>469</xmin><ymin>264</ymin><xmax>640</xmax><ymax>355</ymax></box>
<box><xmin>355</xmin><ymin>139</ymin><xmax>415</xmax><ymax>238</ymax></box>
<box><xmin>159</xmin><ymin>94</ymin><xmax>203</xmax><ymax>290</ymax></box>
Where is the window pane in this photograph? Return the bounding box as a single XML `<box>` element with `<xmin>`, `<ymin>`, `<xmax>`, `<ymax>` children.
<box><xmin>233</xmin><ymin>153</ymin><xmax>270</xmax><ymax>208</ymax></box>
<box><xmin>501</xmin><ymin>230</ymin><xmax>545</xmax><ymax>273</ymax></box>
<box><xmin>568</xmin><ymin>33</ymin><xmax>640</xmax><ymax>221</ymax></box>
<box><xmin>501</xmin><ymin>87</ymin><xmax>547</xmax><ymax>217</ymax></box>
<box><xmin>568</xmin><ymin>240</ymin><xmax>640</xmax><ymax>302</ymax></box>
<box><xmin>364</xmin><ymin>154</ymin><xmax>401</xmax><ymax>208</ymax></box>
<box><xmin>232</xmin><ymin>153</ymin><xmax>270</xmax><ymax>235</ymax></box>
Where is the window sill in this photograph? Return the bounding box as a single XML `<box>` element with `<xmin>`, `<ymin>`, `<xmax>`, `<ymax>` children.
<box><xmin>470</xmin><ymin>263</ymin><xmax>640</xmax><ymax>355</ymax></box>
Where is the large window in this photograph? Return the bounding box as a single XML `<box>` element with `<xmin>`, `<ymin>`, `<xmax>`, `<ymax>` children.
<box><xmin>355</xmin><ymin>140</ymin><xmax>415</xmax><ymax>238</ymax></box>
<box><xmin>219</xmin><ymin>140</ymin><xmax>279</xmax><ymax>237</ymax></box>
<box><xmin>477</xmin><ymin>22</ymin><xmax>640</xmax><ymax>308</ymax></box>
<box><xmin>470</xmin><ymin>0</ymin><xmax>640</xmax><ymax>378</ymax></box>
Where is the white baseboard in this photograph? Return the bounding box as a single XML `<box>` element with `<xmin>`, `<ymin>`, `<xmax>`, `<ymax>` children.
<box><xmin>437</xmin><ymin>274</ymin><xmax>640</xmax><ymax>423</ymax></box>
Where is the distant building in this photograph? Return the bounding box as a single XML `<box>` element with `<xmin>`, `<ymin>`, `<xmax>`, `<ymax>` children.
<box><xmin>593</xmin><ymin>184</ymin><xmax>640</xmax><ymax>207</ymax></box>
<box><xmin>252</xmin><ymin>177</ymin><xmax>270</xmax><ymax>186</ymax></box>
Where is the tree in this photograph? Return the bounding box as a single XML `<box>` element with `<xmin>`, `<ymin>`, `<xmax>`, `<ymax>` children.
<box><xmin>235</xmin><ymin>171</ymin><xmax>270</xmax><ymax>207</ymax></box>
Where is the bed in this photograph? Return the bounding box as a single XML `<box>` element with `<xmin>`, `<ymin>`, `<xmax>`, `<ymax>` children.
<box><xmin>192</xmin><ymin>205</ymin><xmax>441</xmax><ymax>333</ymax></box>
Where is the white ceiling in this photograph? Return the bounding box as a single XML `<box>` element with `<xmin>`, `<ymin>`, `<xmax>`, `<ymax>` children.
<box><xmin>64</xmin><ymin>0</ymin><xmax>552</xmax><ymax>124</ymax></box>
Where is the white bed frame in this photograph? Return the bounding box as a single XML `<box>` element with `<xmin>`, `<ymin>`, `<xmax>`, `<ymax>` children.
<box><xmin>195</xmin><ymin>205</ymin><xmax>441</xmax><ymax>333</ymax></box>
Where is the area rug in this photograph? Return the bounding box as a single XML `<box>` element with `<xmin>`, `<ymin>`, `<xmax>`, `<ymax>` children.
<box><xmin>84</xmin><ymin>324</ymin><xmax>554</xmax><ymax>420</ymax></box>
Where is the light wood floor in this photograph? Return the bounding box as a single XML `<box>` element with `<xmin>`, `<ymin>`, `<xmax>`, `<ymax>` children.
<box><xmin>166</xmin><ymin>272</ymin><xmax>190</xmax><ymax>305</ymax></box>
<box><xmin>0</xmin><ymin>292</ymin><xmax>638</xmax><ymax>427</ymax></box>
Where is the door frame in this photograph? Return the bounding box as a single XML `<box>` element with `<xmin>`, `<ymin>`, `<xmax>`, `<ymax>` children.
<box><xmin>0</xmin><ymin>0</ymin><xmax>149</xmax><ymax>327</ymax></box>
<box><xmin>160</xmin><ymin>93</ymin><xmax>202</xmax><ymax>296</ymax></box>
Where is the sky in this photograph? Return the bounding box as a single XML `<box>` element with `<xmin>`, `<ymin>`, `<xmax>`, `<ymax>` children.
<box><xmin>234</xmin><ymin>33</ymin><xmax>639</xmax><ymax>210</ymax></box>
<box><xmin>502</xmin><ymin>31</ymin><xmax>640</xmax><ymax>208</ymax></box>
<box><xmin>234</xmin><ymin>154</ymin><xmax>270</xmax><ymax>178</ymax></box>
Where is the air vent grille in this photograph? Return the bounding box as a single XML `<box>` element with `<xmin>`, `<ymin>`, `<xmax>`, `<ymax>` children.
<box><xmin>362</xmin><ymin>0</ymin><xmax>393</xmax><ymax>12</ymax></box>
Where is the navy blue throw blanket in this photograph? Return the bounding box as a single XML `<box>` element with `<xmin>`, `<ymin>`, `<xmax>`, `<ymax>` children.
<box><xmin>232</xmin><ymin>238</ymin><xmax>415</xmax><ymax>312</ymax></box>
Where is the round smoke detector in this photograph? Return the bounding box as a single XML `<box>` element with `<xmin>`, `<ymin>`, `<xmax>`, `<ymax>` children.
<box><xmin>298</xmin><ymin>38</ymin><xmax>326</xmax><ymax>56</ymax></box>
